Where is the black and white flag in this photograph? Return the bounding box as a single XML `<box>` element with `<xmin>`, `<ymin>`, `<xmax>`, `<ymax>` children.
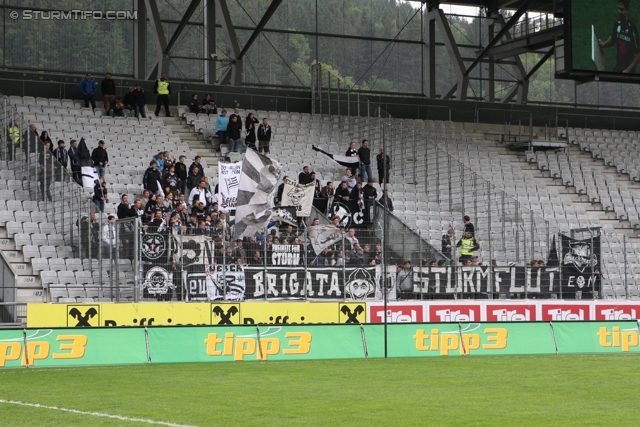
<box><xmin>560</xmin><ymin>234</ymin><xmax>601</xmax><ymax>294</ymax></box>
<box><xmin>281</xmin><ymin>177</ymin><xmax>315</xmax><ymax>217</ymax></box>
<box><xmin>308</xmin><ymin>224</ymin><xmax>343</xmax><ymax>255</ymax></box>
<box><xmin>312</xmin><ymin>145</ymin><xmax>360</xmax><ymax>168</ymax></box>
<box><xmin>270</xmin><ymin>206</ymin><xmax>298</xmax><ymax>226</ymax></box>
<box><xmin>234</xmin><ymin>149</ymin><xmax>282</xmax><ymax>238</ymax></box>
<box><xmin>78</xmin><ymin>137</ymin><xmax>98</xmax><ymax>188</ymax></box>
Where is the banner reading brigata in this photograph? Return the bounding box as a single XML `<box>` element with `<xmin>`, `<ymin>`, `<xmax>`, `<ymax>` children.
<box><xmin>218</xmin><ymin>161</ymin><xmax>242</xmax><ymax>212</ymax></box>
<box><xmin>244</xmin><ymin>266</ymin><xmax>377</xmax><ymax>300</ymax></box>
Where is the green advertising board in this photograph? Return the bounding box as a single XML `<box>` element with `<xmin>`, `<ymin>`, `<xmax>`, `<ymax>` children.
<box><xmin>0</xmin><ymin>328</ymin><xmax>148</xmax><ymax>368</ymax></box>
<box><xmin>553</xmin><ymin>321</ymin><xmax>640</xmax><ymax>354</ymax></box>
<box><xmin>386</xmin><ymin>322</ymin><xmax>557</xmax><ymax>357</ymax></box>
<box><xmin>147</xmin><ymin>324</ymin><xmax>378</xmax><ymax>363</ymax></box>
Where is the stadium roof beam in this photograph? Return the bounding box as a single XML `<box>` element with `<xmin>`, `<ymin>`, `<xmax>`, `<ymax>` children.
<box><xmin>238</xmin><ymin>0</ymin><xmax>283</xmax><ymax>59</ymax></box>
<box><xmin>144</xmin><ymin>0</ymin><xmax>169</xmax><ymax>79</ymax></box>
<box><xmin>464</xmin><ymin>0</ymin><xmax>535</xmax><ymax>77</ymax></box>
<box><xmin>495</xmin><ymin>14</ymin><xmax>528</xmax><ymax>104</ymax></box>
<box><xmin>216</xmin><ymin>0</ymin><xmax>242</xmax><ymax>86</ymax></box>
<box><xmin>481</xmin><ymin>25</ymin><xmax>562</xmax><ymax>60</ymax></box>
<box><xmin>164</xmin><ymin>0</ymin><xmax>202</xmax><ymax>54</ymax></box>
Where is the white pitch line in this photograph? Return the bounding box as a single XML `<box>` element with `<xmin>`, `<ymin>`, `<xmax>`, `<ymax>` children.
<box><xmin>0</xmin><ymin>399</ymin><xmax>198</xmax><ymax>427</ymax></box>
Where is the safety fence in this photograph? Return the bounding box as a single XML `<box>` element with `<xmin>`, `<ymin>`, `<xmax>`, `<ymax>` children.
<box><xmin>2</xmin><ymin>320</ymin><xmax>639</xmax><ymax>368</ymax></box>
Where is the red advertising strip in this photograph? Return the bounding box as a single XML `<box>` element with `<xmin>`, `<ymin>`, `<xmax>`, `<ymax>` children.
<box><xmin>485</xmin><ymin>304</ymin><xmax>537</xmax><ymax>321</ymax></box>
<box><xmin>594</xmin><ymin>304</ymin><xmax>640</xmax><ymax>321</ymax></box>
<box><xmin>540</xmin><ymin>303</ymin><xmax>591</xmax><ymax>321</ymax></box>
<box><xmin>427</xmin><ymin>304</ymin><xmax>482</xmax><ymax>322</ymax></box>
<box><xmin>368</xmin><ymin>304</ymin><xmax>425</xmax><ymax>323</ymax></box>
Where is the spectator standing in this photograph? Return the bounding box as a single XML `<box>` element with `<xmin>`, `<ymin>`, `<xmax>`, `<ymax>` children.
<box><xmin>376</xmin><ymin>146</ymin><xmax>390</xmax><ymax>185</ymax></box>
<box><xmin>335</xmin><ymin>181</ymin><xmax>350</xmax><ymax>201</ymax></box>
<box><xmin>358</xmin><ymin>139</ymin><xmax>373</xmax><ymax>183</ymax></box>
<box><xmin>143</xmin><ymin>160</ymin><xmax>163</xmax><ymax>196</ymax></box>
<box><xmin>275</xmin><ymin>176</ymin><xmax>287</xmax><ymax>205</ymax></box>
<box><xmin>299</xmin><ymin>166</ymin><xmax>312</xmax><ymax>185</ymax></box>
<box><xmin>52</xmin><ymin>140</ymin><xmax>68</xmax><ymax>169</ymax></box>
<box><xmin>154</xmin><ymin>73</ymin><xmax>171</xmax><ymax>117</ymax></box>
<box><xmin>189</xmin><ymin>157</ymin><xmax>204</xmax><ymax>179</ymax></box>
<box><xmin>91</xmin><ymin>140</ymin><xmax>108</xmax><ymax>178</ymax></box>
<box><xmin>101</xmin><ymin>72</ymin><xmax>116</xmax><ymax>114</ymax></box>
<box><xmin>345</xmin><ymin>141</ymin><xmax>359</xmax><ymax>177</ymax></box>
<box><xmin>117</xmin><ymin>194</ymin><xmax>132</xmax><ymax>219</ymax></box>
<box><xmin>152</xmin><ymin>152</ymin><xmax>165</xmax><ymax>172</ymax></box>
<box><xmin>245</xmin><ymin>112</ymin><xmax>259</xmax><ymax>150</ymax></box>
<box><xmin>68</xmin><ymin>139</ymin><xmax>81</xmax><ymax>185</ymax></box>
<box><xmin>188</xmin><ymin>94</ymin><xmax>200</xmax><ymax>113</ymax></box>
<box><xmin>342</xmin><ymin>168</ymin><xmax>356</xmax><ymax>191</ymax></box>
<box><xmin>227</xmin><ymin>115</ymin><xmax>242</xmax><ymax>153</ymax></box>
<box><xmin>363</xmin><ymin>179</ymin><xmax>377</xmax><ymax>200</ymax></box>
<box><xmin>102</xmin><ymin>215</ymin><xmax>118</xmax><ymax>255</ymax></box>
<box><xmin>463</xmin><ymin>215</ymin><xmax>475</xmax><ymax>236</ymax></box>
<box><xmin>378</xmin><ymin>189</ymin><xmax>394</xmax><ymax>212</ymax></box>
<box><xmin>6</xmin><ymin>118</ymin><xmax>19</xmax><ymax>160</ymax></box>
<box><xmin>79</xmin><ymin>72</ymin><xmax>96</xmax><ymax>110</ymax></box>
<box><xmin>257</xmin><ymin>118</ymin><xmax>272</xmax><ymax>155</ymax></box>
<box><xmin>441</xmin><ymin>229</ymin><xmax>455</xmax><ymax>260</ymax></box>
<box><xmin>132</xmin><ymin>83</ymin><xmax>147</xmax><ymax>118</ymax></box>
<box><xmin>229</xmin><ymin>107</ymin><xmax>243</xmax><ymax>128</ymax></box>
<box><xmin>201</xmin><ymin>94</ymin><xmax>217</xmax><ymax>115</ymax></box>
<box><xmin>186</xmin><ymin>166</ymin><xmax>202</xmax><ymax>193</ymax></box>
<box><xmin>39</xmin><ymin>131</ymin><xmax>52</xmax><ymax>145</ymax></box>
<box><xmin>396</xmin><ymin>261</ymin><xmax>414</xmax><ymax>299</ymax></box>
<box><xmin>93</xmin><ymin>177</ymin><xmax>107</xmax><ymax>212</ymax></box>
<box><xmin>164</xmin><ymin>166</ymin><xmax>180</xmax><ymax>197</ymax></box>
<box><xmin>23</xmin><ymin>123</ymin><xmax>39</xmax><ymax>156</ymax></box>
<box><xmin>456</xmin><ymin>230</ymin><xmax>479</xmax><ymax>263</ymax></box>
<box><xmin>189</xmin><ymin>179</ymin><xmax>212</xmax><ymax>208</ymax></box>
<box><xmin>175</xmin><ymin>155</ymin><xmax>188</xmax><ymax>195</ymax></box>
<box><xmin>215</xmin><ymin>109</ymin><xmax>229</xmax><ymax>146</ymax></box>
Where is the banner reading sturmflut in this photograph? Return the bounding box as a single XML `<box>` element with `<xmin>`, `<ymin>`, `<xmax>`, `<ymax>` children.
<box><xmin>218</xmin><ymin>161</ymin><xmax>242</xmax><ymax>212</ymax></box>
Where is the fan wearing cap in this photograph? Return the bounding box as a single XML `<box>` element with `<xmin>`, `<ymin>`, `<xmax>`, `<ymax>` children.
<box><xmin>101</xmin><ymin>72</ymin><xmax>116</xmax><ymax>114</ymax></box>
<box><xmin>91</xmin><ymin>140</ymin><xmax>108</xmax><ymax>179</ymax></box>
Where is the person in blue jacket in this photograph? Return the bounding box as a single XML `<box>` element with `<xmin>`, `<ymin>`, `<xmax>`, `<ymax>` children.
<box><xmin>215</xmin><ymin>109</ymin><xmax>229</xmax><ymax>146</ymax></box>
<box><xmin>79</xmin><ymin>73</ymin><xmax>97</xmax><ymax>111</ymax></box>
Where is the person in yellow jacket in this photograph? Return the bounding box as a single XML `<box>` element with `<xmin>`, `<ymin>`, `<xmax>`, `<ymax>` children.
<box><xmin>154</xmin><ymin>73</ymin><xmax>171</xmax><ymax>117</ymax></box>
<box><xmin>456</xmin><ymin>230</ymin><xmax>480</xmax><ymax>263</ymax></box>
<box><xmin>6</xmin><ymin>118</ymin><xmax>20</xmax><ymax>160</ymax></box>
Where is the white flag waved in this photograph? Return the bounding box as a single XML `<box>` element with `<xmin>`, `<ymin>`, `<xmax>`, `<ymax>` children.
<box><xmin>308</xmin><ymin>224</ymin><xmax>343</xmax><ymax>255</ymax></box>
<box><xmin>281</xmin><ymin>177</ymin><xmax>315</xmax><ymax>217</ymax></box>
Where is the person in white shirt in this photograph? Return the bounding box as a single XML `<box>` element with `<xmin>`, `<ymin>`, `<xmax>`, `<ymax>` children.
<box><xmin>102</xmin><ymin>215</ymin><xmax>118</xmax><ymax>253</ymax></box>
<box><xmin>188</xmin><ymin>179</ymin><xmax>212</xmax><ymax>208</ymax></box>
<box><xmin>345</xmin><ymin>227</ymin><xmax>359</xmax><ymax>250</ymax></box>
<box><xmin>342</xmin><ymin>168</ymin><xmax>357</xmax><ymax>191</ymax></box>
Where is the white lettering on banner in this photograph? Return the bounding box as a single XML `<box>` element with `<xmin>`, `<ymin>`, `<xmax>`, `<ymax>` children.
<box><xmin>601</xmin><ymin>309</ymin><xmax>637</xmax><ymax>320</ymax></box>
<box><xmin>376</xmin><ymin>309</ymin><xmax>417</xmax><ymax>323</ymax></box>
<box><xmin>271</xmin><ymin>244</ymin><xmax>301</xmax><ymax>266</ymax></box>
<box><xmin>547</xmin><ymin>308</ymin><xmax>584</xmax><ymax>321</ymax></box>
<box><xmin>433</xmin><ymin>309</ymin><xmax>475</xmax><ymax>322</ymax></box>
<box><xmin>492</xmin><ymin>309</ymin><xmax>531</xmax><ymax>321</ymax></box>
<box><xmin>218</xmin><ymin>162</ymin><xmax>242</xmax><ymax>213</ymax></box>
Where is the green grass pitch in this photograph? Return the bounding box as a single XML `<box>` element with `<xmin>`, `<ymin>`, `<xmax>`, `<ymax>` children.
<box><xmin>1</xmin><ymin>354</ymin><xmax>639</xmax><ymax>426</ymax></box>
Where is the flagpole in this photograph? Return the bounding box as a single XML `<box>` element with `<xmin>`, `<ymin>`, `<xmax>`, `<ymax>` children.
<box><xmin>382</xmin><ymin>122</ymin><xmax>389</xmax><ymax>359</ymax></box>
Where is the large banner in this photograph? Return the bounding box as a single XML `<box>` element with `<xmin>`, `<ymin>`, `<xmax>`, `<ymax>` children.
<box><xmin>244</xmin><ymin>266</ymin><xmax>377</xmax><ymax>300</ymax></box>
<box><xmin>141</xmin><ymin>230</ymin><xmax>174</xmax><ymax>297</ymax></box>
<box><xmin>560</xmin><ymin>234</ymin><xmax>601</xmax><ymax>295</ymax></box>
<box><xmin>218</xmin><ymin>161</ymin><xmax>242</xmax><ymax>212</ymax></box>
<box><xmin>281</xmin><ymin>177</ymin><xmax>315</xmax><ymax>217</ymax></box>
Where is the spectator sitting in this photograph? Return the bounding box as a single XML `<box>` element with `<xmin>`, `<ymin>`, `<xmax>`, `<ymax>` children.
<box><xmin>123</xmin><ymin>86</ymin><xmax>136</xmax><ymax>115</ymax></box>
<box><xmin>201</xmin><ymin>94</ymin><xmax>217</xmax><ymax>115</ymax></box>
<box><xmin>342</xmin><ymin>168</ymin><xmax>356</xmax><ymax>191</ymax></box>
<box><xmin>248</xmin><ymin>251</ymin><xmax>262</xmax><ymax>266</ymax></box>
<box><xmin>109</xmin><ymin>96</ymin><xmax>126</xmax><ymax>117</ymax></box>
<box><xmin>188</xmin><ymin>94</ymin><xmax>200</xmax><ymax>113</ymax></box>
<box><xmin>321</xmin><ymin>181</ymin><xmax>334</xmax><ymax>198</ymax></box>
<box><xmin>189</xmin><ymin>179</ymin><xmax>212</xmax><ymax>209</ymax></box>
<box><xmin>215</xmin><ymin>109</ymin><xmax>228</xmax><ymax>146</ymax></box>
<box><xmin>378</xmin><ymin>189</ymin><xmax>394</xmax><ymax>212</ymax></box>
<box><xmin>335</xmin><ymin>181</ymin><xmax>350</xmax><ymax>201</ymax></box>
<box><xmin>363</xmin><ymin>179</ymin><xmax>377</xmax><ymax>200</ymax></box>
<box><xmin>298</xmin><ymin>166</ymin><xmax>312</xmax><ymax>185</ymax></box>
<box><xmin>350</xmin><ymin>181</ymin><xmax>365</xmax><ymax>208</ymax></box>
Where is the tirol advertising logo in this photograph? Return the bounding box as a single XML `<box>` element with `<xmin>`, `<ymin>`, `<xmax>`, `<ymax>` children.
<box><xmin>541</xmin><ymin>304</ymin><xmax>590</xmax><ymax>321</ymax></box>
<box><xmin>369</xmin><ymin>305</ymin><xmax>424</xmax><ymax>323</ymax></box>
<box><xmin>486</xmin><ymin>304</ymin><xmax>536</xmax><ymax>322</ymax></box>
<box><xmin>595</xmin><ymin>305</ymin><xmax>640</xmax><ymax>321</ymax></box>
<box><xmin>429</xmin><ymin>305</ymin><xmax>480</xmax><ymax>322</ymax></box>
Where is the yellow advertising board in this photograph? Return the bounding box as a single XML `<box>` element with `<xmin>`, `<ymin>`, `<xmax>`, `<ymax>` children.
<box><xmin>27</xmin><ymin>301</ymin><xmax>368</xmax><ymax>327</ymax></box>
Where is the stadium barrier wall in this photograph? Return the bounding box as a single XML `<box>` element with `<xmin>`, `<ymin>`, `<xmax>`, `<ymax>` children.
<box><xmin>1</xmin><ymin>321</ymin><xmax>640</xmax><ymax>368</ymax></box>
<box><xmin>26</xmin><ymin>301</ymin><xmax>640</xmax><ymax>328</ymax></box>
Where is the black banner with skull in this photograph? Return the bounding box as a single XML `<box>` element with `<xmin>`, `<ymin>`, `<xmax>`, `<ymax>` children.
<box><xmin>560</xmin><ymin>234</ymin><xmax>601</xmax><ymax>296</ymax></box>
<box><xmin>243</xmin><ymin>266</ymin><xmax>377</xmax><ymax>300</ymax></box>
<box><xmin>141</xmin><ymin>230</ymin><xmax>175</xmax><ymax>297</ymax></box>
<box><xmin>327</xmin><ymin>200</ymin><xmax>373</xmax><ymax>229</ymax></box>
